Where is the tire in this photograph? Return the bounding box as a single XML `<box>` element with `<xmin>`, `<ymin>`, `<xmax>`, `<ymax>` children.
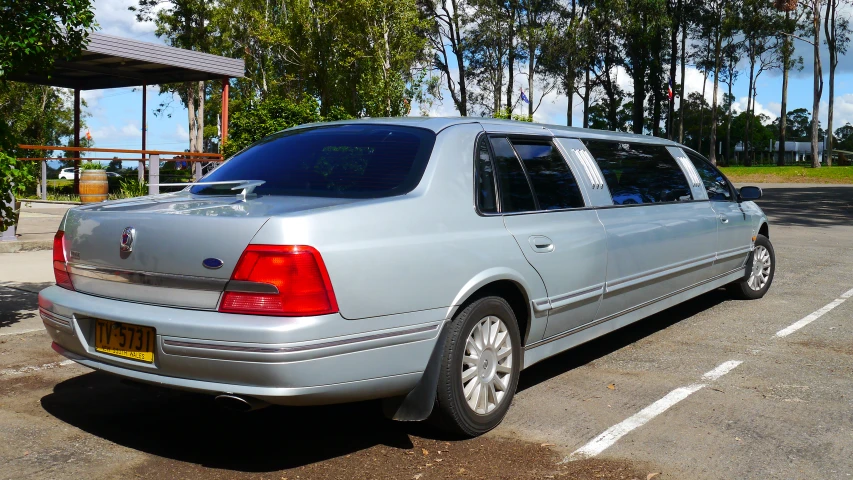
<box><xmin>430</xmin><ymin>296</ymin><xmax>522</xmax><ymax>437</ymax></box>
<box><xmin>727</xmin><ymin>234</ymin><xmax>775</xmax><ymax>300</ymax></box>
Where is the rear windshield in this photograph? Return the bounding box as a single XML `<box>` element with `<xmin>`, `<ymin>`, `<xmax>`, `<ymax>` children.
<box><xmin>191</xmin><ymin>124</ymin><xmax>436</xmax><ymax>198</ymax></box>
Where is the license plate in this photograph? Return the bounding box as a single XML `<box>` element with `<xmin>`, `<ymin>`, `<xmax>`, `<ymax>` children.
<box><xmin>95</xmin><ymin>319</ymin><xmax>155</xmax><ymax>363</ymax></box>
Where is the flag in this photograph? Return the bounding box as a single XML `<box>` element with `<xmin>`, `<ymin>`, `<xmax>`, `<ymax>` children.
<box><xmin>667</xmin><ymin>78</ymin><xmax>674</xmax><ymax>101</ymax></box>
<box><xmin>85</xmin><ymin>129</ymin><xmax>92</xmax><ymax>141</ymax></box>
<box><xmin>520</xmin><ymin>88</ymin><xmax>530</xmax><ymax>104</ymax></box>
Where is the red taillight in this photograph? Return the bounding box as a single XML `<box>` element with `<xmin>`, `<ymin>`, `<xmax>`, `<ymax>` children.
<box><xmin>53</xmin><ymin>231</ymin><xmax>74</xmax><ymax>291</ymax></box>
<box><xmin>219</xmin><ymin>245</ymin><xmax>338</xmax><ymax>317</ymax></box>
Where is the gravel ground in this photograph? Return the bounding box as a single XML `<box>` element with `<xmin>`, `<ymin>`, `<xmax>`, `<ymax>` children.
<box><xmin>1</xmin><ymin>184</ymin><xmax>851</xmax><ymax>479</ymax></box>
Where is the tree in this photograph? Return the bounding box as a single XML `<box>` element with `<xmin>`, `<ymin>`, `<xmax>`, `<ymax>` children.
<box><xmin>540</xmin><ymin>0</ymin><xmax>589</xmax><ymax>125</ymax></box>
<box><xmin>702</xmin><ymin>0</ymin><xmax>739</xmax><ymax>165</ymax></box>
<box><xmin>823</xmin><ymin>0</ymin><xmax>851</xmax><ymax>165</ymax></box>
<box><xmin>741</xmin><ymin>0</ymin><xmax>780</xmax><ymax>166</ymax></box>
<box><xmin>422</xmin><ymin>0</ymin><xmax>471</xmax><ymax>115</ymax></box>
<box><xmin>0</xmin><ymin>0</ymin><xmax>95</xmax><ymax>232</ymax></box>
<box><xmin>802</xmin><ymin>0</ymin><xmax>825</xmax><ymax>168</ymax></box>
<box><xmin>517</xmin><ymin>0</ymin><xmax>558</xmax><ymax>119</ymax></box>
<box><xmin>466</xmin><ymin>1</ymin><xmax>512</xmax><ymax>116</ymax></box>
<box><xmin>775</xmin><ymin>2</ymin><xmax>804</xmax><ymax>165</ymax></box>
<box><xmin>622</xmin><ymin>0</ymin><xmax>669</xmax><ymax>135</ymax></box>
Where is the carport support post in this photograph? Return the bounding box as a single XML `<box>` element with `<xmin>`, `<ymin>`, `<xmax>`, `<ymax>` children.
<box><xmin>221</xmin><ymin>78</ymin><xmax>229</xmax><ymax>148</ymax></box>
<box><xmin>73</xmin><ymin>88</ymin><xmax>80</xmax><ymax>195</ymax></box>
<box><xmin>41</xmin><ymin>160</ymin><xmax>47</xmax><ymax>200</ymax></box>
<box><xmin>140</xmin><ymin>83</ymin><xmax>147</xmax><ymax>184</ymax></box>
<box><xmin>148</xmin><ymin>154</ymin><xmax>159</xmax><ymax>196</ymax></box>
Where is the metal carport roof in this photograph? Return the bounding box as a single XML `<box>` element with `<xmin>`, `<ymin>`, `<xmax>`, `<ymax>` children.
<box><xmin>7</xmin><ymin>32</ymin><xmax>244</xmax><ymax>89</ymax></box>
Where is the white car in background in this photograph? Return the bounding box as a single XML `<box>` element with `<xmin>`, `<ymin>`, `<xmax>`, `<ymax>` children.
<box><xmin>58</xmin><ymin>168</ymin><xmax>120</xmax><ymax>179</ymax></box>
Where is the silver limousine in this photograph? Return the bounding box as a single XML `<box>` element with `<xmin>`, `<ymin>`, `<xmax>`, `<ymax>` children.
<box><xmin>40</xmin><ymin>118</ymin><xmax>774</xmax><ymax>436</ymax></box>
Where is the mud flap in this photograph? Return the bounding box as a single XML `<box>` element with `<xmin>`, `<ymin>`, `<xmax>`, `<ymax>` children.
<box><xmin>382</xmin><ymin>322</ymin><xmax>450</xmax><ymax>422</ymax></box>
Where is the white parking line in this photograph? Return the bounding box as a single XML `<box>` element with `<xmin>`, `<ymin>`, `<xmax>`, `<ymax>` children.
<box><xmin>0</xmin><ymin>328</ymin><xmax>46</xmax><ymax>337</ymax></box>
<box><xmin>775</xmin><ymin>287</ymin><xmax>853</xmax><ymax>338</ymax></box>
<box><xmin>0</xmin><ymin>360</ymin><xmax>75</xmax><ymax>377</ymax></box>
<box><xmin>567</xmin><ymin>360</ymin><xmax>743</xmax><ymax>461</ymax></box>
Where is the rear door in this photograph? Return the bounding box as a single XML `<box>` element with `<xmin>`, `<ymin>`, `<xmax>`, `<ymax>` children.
<box><xmin>583</xmin><ymin>140</ymin><xmax>719</xmax><ymax>320</ymax></box>
<box><xmin>683</xmin><ymin>149</ymin><xmax>754</xmax><ymax>275</ymax></box>
<box><xmin>483</xmin><ymin>135</ymin><xmax>607</xmax><ymax>338</ymax></box>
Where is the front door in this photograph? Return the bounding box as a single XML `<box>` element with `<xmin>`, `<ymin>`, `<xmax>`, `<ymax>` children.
<box><xmin>684</xmin><ymin>150</ymin><xmax>754</xmax><ymax>275</ymax></box>
<box><xmin>485</xmin><ymin>135</ymin><xmax>608</xmax><ymax>338</ymax></box>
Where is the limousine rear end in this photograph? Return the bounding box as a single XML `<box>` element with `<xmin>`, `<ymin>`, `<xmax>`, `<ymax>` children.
<box><xmin>39</xmin><ymin>118</ymin><xmax>773</xmax><ymax>436</ymax></box>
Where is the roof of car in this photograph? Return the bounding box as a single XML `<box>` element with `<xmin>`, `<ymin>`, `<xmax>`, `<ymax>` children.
<box><xmin>293</xmin><ymin>117</ymin><xmax>681</xmax><ymax>147</ymax></box>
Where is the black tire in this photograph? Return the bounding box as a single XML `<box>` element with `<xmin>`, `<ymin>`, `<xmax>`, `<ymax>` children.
<box><xmin>430</xmin><ymin>296</ymin><xmax>522</xmax><ymax>437</ymax></box>
<box><xmin>727</xmin><ymin>234</ymin><xmax>775</xmax><ymax>300</ymax></box>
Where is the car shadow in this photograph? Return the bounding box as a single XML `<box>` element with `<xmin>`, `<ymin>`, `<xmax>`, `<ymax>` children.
<box><xmin>41</xmin><ymin>374</ymin><xmax>422</xmax><ymax>472</ymax></box>
<box><xmin>0</xmin><ymin>282</ymin><xmax>51</xmax><ymax>329</ymax></box>
<box><xmin>518</xmin><ymin>288</ymin><xmax>731</xmax><ymax>392</ymax></box>
<box><xmin>756</xmin><ymin>186</ymin><xmax>853</xmax><ymax>228</ymax></box>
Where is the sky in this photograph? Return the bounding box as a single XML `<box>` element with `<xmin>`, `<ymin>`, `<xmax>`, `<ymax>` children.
<box><xmin>79</xmin><ymin>0</ymin><xmax>853</xmax><ymax>163</ymax></box>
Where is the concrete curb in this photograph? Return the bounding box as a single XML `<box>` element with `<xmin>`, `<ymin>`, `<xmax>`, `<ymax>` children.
<box><xmin>0</xmin><ymin>240</ymin><xmax>53</xmax><ymax>253</ymax></box>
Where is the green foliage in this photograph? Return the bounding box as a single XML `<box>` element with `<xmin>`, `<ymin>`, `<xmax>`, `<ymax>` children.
<box><xmin>0</xmin><ymin>153</ymin><xmax>30</xmax><ymax>231</ymax></box>
<box><xmin>80</xmin><ymin>161</ymin><xmax>106</xmax><ymax>170</ymax></box>
<box><xmin>0</xmin><ymin>0</ymin><xmax>96</xmax><ymax>78</ymax></box>
<box><xmin>118</xmin><ymin>177</ymin><xmax>148</xmax><ymax>198</ymax></box>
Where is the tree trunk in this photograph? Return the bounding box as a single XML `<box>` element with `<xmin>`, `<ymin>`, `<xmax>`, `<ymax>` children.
<box><xmin>745</xmin><ymin>55</ymin><xmax>756</xmax><ymax>166</ymax></box>
<box><xmin>566</xmin><ymin>68</ymin><xmax>576</xmax><ymax>126</ymax></box>
<box><xmin>678</xmin><ymin>18</ymin><xmax>686</xmax><ymax>143</ymax></box>
<box><xmin>709</xmin><ymin>32</ymin><xmax>723</xmax><ymax>166</ymax></box>
<box><xmin>698</xmin><ymin>66</ymin><xmax>708</xmax><ymax>155</ymax></box>
<box><xmin>825</xmin><ymin>0</ymin><xmax>836</xmax><ymax>166</ymax></box>
<box><xmin>726</xmin><ymin>75</ymin><xmax>733</xmax><ymax>164</ymax></box>
<box><xmin>779</xmin><ymin>16</ymin><xmax>790</xmax><ymax>166</ymax></box>
<box><xmin>631</xmin><ymin>63</ymin><xmax>645</xmax><ymax>134</ymax></box>
<box><xmin>506</xmin><ymin>3</ymin><xmax>516</xmax><ymax>117</ymax></box>
<box><xmin>667</xmin><ymin>0</ymin><xmax>680</xmax><ymax>139</ymax></box>
<box><xmin>811</xmin><ymin>0</ymin><xmax>823</xmax><ymax>169</ymax></box>
<box><xmin>583</xmin><ymin>68</ymin><xmax>590</xmax><ymax>128</ymax></box>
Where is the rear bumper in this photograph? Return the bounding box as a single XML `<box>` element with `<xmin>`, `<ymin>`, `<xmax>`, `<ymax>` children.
<box><xmin>39</xmin><ymin>286</ymin><xmax>444</xmax><ymax>406</ymax></box>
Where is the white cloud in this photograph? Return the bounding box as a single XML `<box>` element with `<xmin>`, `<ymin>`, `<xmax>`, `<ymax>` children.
<box><xmin>93</xmin><ymin>0</ymin><xmax>159</xmax><ymax>40</ymax></box>
<box><xmin>174</xmin><ymin>124</ymin><xmax>190</xmax><ymax>142</ymax></box>
<box><xmin>732</xmin><ymin>97</ymin><xmax>778</xmax><ymax>122</ymax></box>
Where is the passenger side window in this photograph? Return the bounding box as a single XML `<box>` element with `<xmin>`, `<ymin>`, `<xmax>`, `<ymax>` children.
<box><xmin>476</xmin><ymin>136</ymin><xmax>498</xmax><ymax>213</ymax></box>
<box><xmin>490</xmin><ymin>137</ymin><xmax>537</xmax><ymax>213</ymax></box>
<box><xmin>584</xmin><ymin>141</ymin><xmax>693</xmax><ymax>205</ymax></box>
<box><xmin>684</xmin><ymin>150</ymin><xmax>734</xmax><ymax>201</ymax></box>
<box><xmin>510</xmin><ymin>141</ymin><xmax>585</xmax><ymax>210</ymax></box>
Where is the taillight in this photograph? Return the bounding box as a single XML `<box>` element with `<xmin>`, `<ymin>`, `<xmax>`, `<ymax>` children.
<box><xmin>53</xmin><ymin>231</ymin><xmax>74</xmax><ymax>291</ymax></box>
<box><xmin>219</xmin><ymin>245</ymin><xmax>338</xmax><ymax>317</ymax></box>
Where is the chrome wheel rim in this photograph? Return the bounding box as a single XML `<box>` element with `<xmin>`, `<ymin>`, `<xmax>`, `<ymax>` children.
<box><xmin>461</xmin><ymin>316</ymin><xmax>514</xmax><ymax>415</ymax></box>
<box><xmin>748</xmin><ymin>245</ymin><xmax>772</xmax><ymax>291</ymax></box>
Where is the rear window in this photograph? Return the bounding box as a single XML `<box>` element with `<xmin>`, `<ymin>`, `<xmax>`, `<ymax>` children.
<box><xmin>191</xmin><ymin>124</ymin><xmax>436</xmax><ymax>198</ymax></box>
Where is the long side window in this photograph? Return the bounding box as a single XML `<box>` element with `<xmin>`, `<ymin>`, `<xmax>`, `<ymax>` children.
<box><xmin>475</xmin><ymin>136</ymin><xmax>498</xmax><ymax>213</ymax></box>
<box><xmin>684</xmin><ymin>150</ymin><xmax>734</xmax><ymax>201</ymax></box>
<box><xmin>489</xmin><ymin>137</ymin><xmax>537</xmax><ymax>213</ymax></box>
<box><xmin>584</xmin><ymin>141</ymin><xmax>693</xmax><ymax>205</ymax></box>
<box><xmin>510</xmin><ymin>140</ymin><xmax>585</xmax><ymax>210</ymax></box>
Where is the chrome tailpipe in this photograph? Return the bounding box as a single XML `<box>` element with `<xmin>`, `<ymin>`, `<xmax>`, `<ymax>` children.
<box><xmin>214</xmin><ymin>394</ymin><xmax>269</xmax><ymax>412</ymax></box>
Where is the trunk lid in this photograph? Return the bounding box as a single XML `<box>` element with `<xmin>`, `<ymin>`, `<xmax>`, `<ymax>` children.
<box><xmin>62</xmin><ymin>193</ymin><xmax>362</xmax><ymax>309</ymax></box>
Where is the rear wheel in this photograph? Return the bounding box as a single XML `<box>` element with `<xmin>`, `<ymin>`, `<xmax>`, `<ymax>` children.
<box><xmin>430</xmin><ymin>296</ymin><xmax>521</xmax><ymax>437</ymax></box>
<box><xmin>728</xmin><ymin>234</ymin><xmax>775</xmax><ymax>300</ymax></box>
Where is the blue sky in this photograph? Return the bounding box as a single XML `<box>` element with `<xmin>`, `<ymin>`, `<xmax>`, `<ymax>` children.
<box><xmin>82</xmin><ymin>0</ymin><xmax>853</xmax><ymax>164</ymax></box>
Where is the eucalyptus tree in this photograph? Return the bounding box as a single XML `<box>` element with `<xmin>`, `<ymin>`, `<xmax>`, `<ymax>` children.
<box><xmin>775</xmin><ymin>1</ymin><xmax>805</xmax><ymax>165</ymax></box>
<box><xmin>823</xmin><ymin>0</ymin><xmax>851</xmax><ymax>165</ymax></box>
<box><xmin>586</xmin><ymin>0</ymin><xmax>627</xmax><ymax>130</ymax></box>
<box><xmin>741</xmin><ymin>0</ymin><xmax>780</xmax><ymax>165</ymax></box>
<box><xmin>622</xmin><ymin>0</ymin><xmax>669</xmax><ymax>135</ymax></box>
<box><xmin>421</xmin><ymin>0</ymin><xmax>472</xmax><ymax>116</ymax></box>
<box><xmin>539</xmin><ymin>0</ymin><xmax>590</xmax><ymax>125</ymax></box>
<box><xmin>701</xmin><ymin>0</ymin><xmax>739</xmax><ymax>165</ymax></box>
<box><xmin>801</xmin><ymin>0</ymin><xmax>825</xmax><ymax>167</ymax></box>
<box><xmin>465</xmin><ymin>0</ymin><xmax>512</xmax><ymax>116</ymax></box>
<box><xmin>517</xmin><ymin>0</ymin><xmax>559</xmax><ymax>119</ymax></box>
<box><xmin>665</xmin><ymin>0</ymin><xmax>684</xmax><ymax>139</ymax></box>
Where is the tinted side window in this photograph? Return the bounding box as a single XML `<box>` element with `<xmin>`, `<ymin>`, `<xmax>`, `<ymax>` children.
<box><xmin>584</xmin><ymin>141</ymin><xmax>693</xmax><ymax>205</ymax></box>
<box><xmin>511</xmin><ymin>141</ymin><xmax>585</xmax><ymax>210</ymax></box>
<box><xmin>476</xmin><ymin>136</ymin><xmax>498</xmax><ymax>213</ymax></box>
<box><xmin>685</xmin><ymin>150</ymin><xmax>734</xmax><ymax>201</ymax></box>
<box><xmin>490</xmin><ymin>137</ymin><xmax>536</xmax><ymax>213</ymax></box>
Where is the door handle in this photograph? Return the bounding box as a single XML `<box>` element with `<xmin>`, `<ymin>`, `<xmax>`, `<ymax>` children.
<box><xmin>528</xmin><ymin>236</ymin><xmax>554</xmax><ymax>253</ymax></box>
<box><xmin>718</xmin><ymin>214</ymin><xmax>729</xmax><ymax>224</ymax></box>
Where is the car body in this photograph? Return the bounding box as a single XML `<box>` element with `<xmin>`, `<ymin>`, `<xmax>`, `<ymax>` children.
<box><xmin>40</xmin><ymin>118</ymin><xmax>773</xmax><ymax>435</ymax></box>
<box><xmin>58</xmin><ymin>168</ymin><xmax>120</xmax><ymax>179</ymax></box>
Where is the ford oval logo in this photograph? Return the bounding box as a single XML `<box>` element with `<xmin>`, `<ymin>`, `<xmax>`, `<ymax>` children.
<box><xmin>202</xmin><ymin>258</ymin><xmax>224</xmax><ymax>269</ymax></box>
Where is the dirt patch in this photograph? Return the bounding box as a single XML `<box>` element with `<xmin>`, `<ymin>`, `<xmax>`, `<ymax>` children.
<box><xmin>127</xmin><ymin>437</ymin><xmax>650</xmax><ymax>480</ymax></box>
<box><xmin>791</xmin><ymin>339</ymin><xmax>853</xmax><ymax>357</ymax></box>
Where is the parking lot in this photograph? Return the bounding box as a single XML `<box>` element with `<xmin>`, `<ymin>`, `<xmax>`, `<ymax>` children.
<box><xmin>1</xmin><ymin>184</ymin><xmax>852</xmax><ymax>479</ymax></box>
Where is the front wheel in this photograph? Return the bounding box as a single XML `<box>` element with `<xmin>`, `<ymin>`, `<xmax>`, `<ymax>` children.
<box><xmin>728</xmin><ymin>234</ymin><xmax>775</xmax><ymax>300</ymax></box>
<box><xmin>430</xmin><ymin>296</ymin><xmax>522</xmax><ymax>437</ymax></box>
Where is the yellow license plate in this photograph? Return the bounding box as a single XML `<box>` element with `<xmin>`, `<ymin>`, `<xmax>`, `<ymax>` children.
<box><xmin>95</xmin><ymin>319</ymin><xmax>155</xmax><ymax>363</ymax></box>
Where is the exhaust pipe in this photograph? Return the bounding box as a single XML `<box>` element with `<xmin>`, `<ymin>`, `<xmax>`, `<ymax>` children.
<box><xmin>215</xmin><ymin>394</ymin><xmax>269</xmax><ymax>412</ymax></box>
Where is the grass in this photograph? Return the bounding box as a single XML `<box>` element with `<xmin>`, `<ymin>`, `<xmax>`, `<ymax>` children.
<box><xmin>719</xmin><ymin>165</ymin><xmax>853</xmax><ymax>184</ymax></box>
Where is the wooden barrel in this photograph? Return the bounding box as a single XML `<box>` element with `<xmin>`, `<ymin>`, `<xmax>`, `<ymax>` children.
<box><xmin>79</xmin><ymin>170</ymin><xmax>109</xmax><ymax>203</ymax></box>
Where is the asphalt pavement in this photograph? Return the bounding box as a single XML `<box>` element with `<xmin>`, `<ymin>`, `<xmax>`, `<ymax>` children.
<box><xmin>1</xmin><ymin>184</ymin><xmax>852</xmax><ymax>479</ymax></box>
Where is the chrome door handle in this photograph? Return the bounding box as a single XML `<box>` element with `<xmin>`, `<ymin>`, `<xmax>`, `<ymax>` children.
<box><xmin>719</xmin><ymin>214</ymin><xmax>729</xmax><ymax>224</ymax></box>
<box><xmin>528</xmin><ymin>236</ymin><xmax>554</xmax><ymax>253</ymax></box>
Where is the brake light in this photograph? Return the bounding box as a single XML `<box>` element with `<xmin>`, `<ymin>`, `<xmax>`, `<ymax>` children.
<box><xmin>219</xmin><ymin>245</ymin><xmax>338</xmax><ymax>316</ymax></box>
<box><xmin>53</xmin><ymin>231</ymin><xmax>74</xmax><ymax>291</ymax></box>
